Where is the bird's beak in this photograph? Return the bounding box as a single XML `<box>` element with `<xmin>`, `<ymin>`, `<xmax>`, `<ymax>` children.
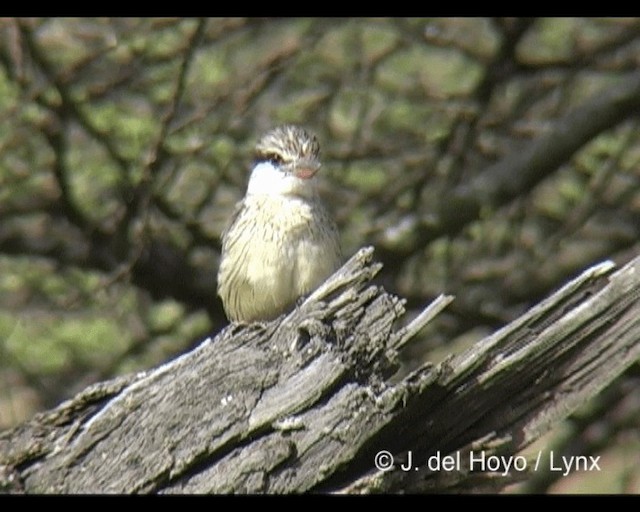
<box><xmin>294</xmin><ymin>159</ymin><xmax>321</xmax><ymax>180</ymax></box>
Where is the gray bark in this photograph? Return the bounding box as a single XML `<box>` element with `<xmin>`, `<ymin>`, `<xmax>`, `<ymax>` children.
<box><xmin>1</xmin><ymin>247</ymin><xmax>639</xmax><ymax>494</ymax></box>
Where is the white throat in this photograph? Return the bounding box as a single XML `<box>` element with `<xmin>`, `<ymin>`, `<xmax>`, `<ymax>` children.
<box><xmin>246</xmin><ymin>161</ymin><xmax>318</xmax><ymax>199</ymax></box>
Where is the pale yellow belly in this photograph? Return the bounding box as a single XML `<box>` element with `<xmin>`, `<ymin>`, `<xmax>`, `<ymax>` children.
<box><xmin>218</xmin><ymin>196</ymin><xmax>341</xmax><ymax>322</ymax></box>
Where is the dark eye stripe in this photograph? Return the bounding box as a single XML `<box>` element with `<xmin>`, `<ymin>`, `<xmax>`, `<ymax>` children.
<box><xmin>265</xmin><ymin>152</ymin><xmax>284</xmax><ymax>164</ymax></box>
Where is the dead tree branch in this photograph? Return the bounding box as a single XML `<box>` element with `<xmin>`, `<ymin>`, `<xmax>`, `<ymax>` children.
<box><xmin>1</xmin><ymin>247</ymin><xmax>639</xmax><ymax>494</ymax></box>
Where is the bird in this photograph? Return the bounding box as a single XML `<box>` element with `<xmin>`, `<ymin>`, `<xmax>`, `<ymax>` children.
<box><xmin>217</xmin><ymin>125</ymin><xmax>342</xmax><ymax>322</ymax></box>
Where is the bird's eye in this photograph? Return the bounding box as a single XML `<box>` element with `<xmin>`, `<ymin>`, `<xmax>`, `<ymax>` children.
<box><xmin>266</xmin><ymin>153</ymin><xmax>284</xmax><ymax>165</ymax></box>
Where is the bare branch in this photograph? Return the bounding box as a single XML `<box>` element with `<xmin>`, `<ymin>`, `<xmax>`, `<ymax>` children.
<box><xmin>2</xmin><ymin>249</ymin><xmax>638</xmax><ymax>493</ymax></box>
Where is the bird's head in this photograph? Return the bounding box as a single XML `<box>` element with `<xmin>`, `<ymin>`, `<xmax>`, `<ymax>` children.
<box><xmin>246</xmin><ymin>125</ymin><xmax>322</xmax><ymax>199</ymax></box>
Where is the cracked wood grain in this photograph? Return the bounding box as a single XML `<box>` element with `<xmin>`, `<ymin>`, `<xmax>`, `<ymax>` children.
<box><xmin>1</xmin><ymin>248</ymin><xmax>639</xmax><ymax>494</ymax></box>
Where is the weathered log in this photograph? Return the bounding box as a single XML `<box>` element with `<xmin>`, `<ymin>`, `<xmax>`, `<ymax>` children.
<box><xmin>1</xmin><ymin>247</ymin><xmax>639</xmax><ymax>494</ymax></box>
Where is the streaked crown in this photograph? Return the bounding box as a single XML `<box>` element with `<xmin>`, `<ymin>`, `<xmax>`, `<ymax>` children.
<box><xmin>255</xmin><ymin>125</ymin><xmax>320</xmax><ymax>167</ymax></box>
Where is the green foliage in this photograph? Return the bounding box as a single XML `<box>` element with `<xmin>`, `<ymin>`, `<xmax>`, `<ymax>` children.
<box><xmin>3</xmin><ymin>315</ymin><xmax>125</xmax><ymax>374</ymax></box>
